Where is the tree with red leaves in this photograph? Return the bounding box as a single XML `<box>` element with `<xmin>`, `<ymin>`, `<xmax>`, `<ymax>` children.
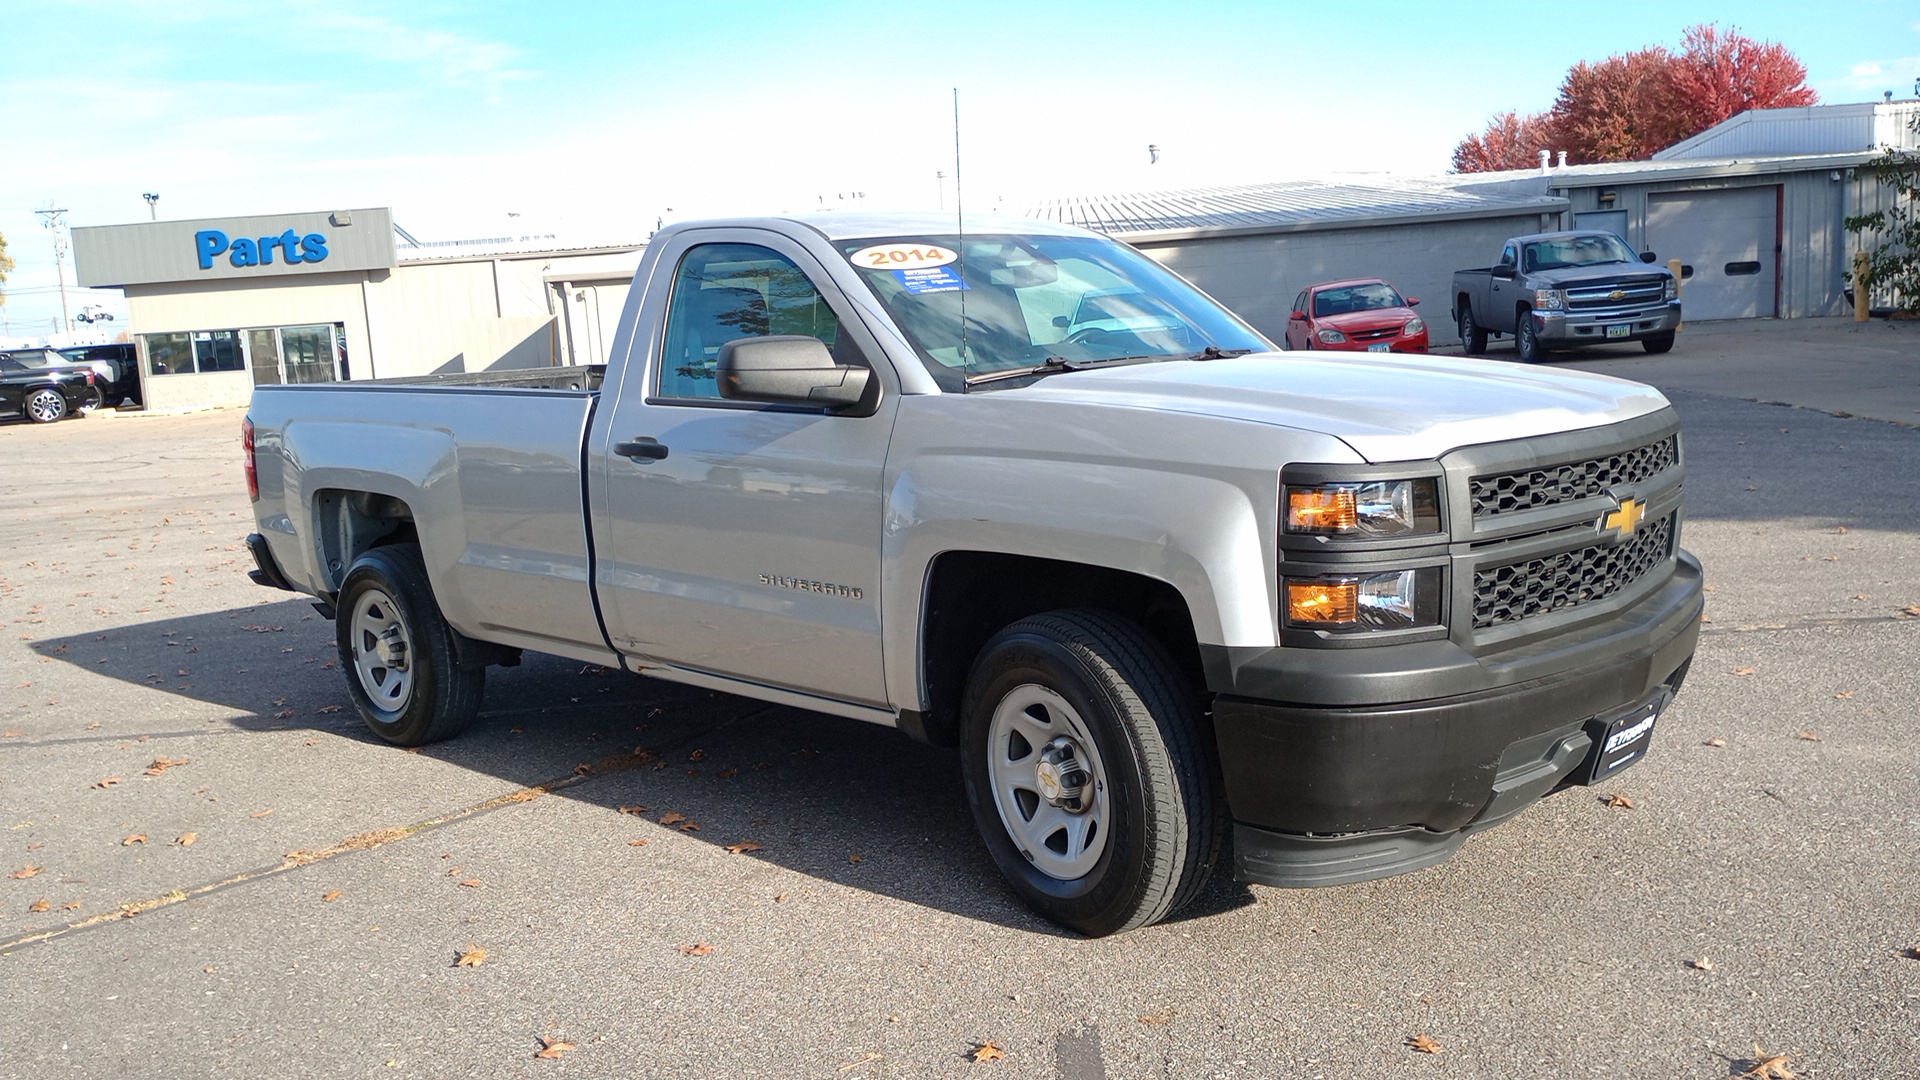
<box><xmin>1451</xmin><ymin>24</ymin><xmax>1818</xmax><ymax>172</ymax></box>
<box><xmin>1451</xmin><ymin>110</ymin><xmax>1558</xmax><ymax>173</ymax></box>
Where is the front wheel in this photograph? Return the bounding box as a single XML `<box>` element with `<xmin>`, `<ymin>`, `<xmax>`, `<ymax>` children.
<box><xmin>23</xmin><ymin>388</ymin><xmax>68</xmax><ymax>424</ymax></box>
<box><xmin>1642</xmin><ymin>331</ymin><xmax>1676</xmax><ymax>354</ymax></box>
<box><xmin>1515</xmin><ymin>309</ymin><xmax>1545</xmax><ymax>363</ymax></box>
<box><xmin>335</xmin><ymin>544</ymin><xmax>484</xmax><ymax>746</ymax></box>
<box><xmin>959</xmin><ymin>610</ymin><xmax>1222</xmax><ymax>936</ymax></box>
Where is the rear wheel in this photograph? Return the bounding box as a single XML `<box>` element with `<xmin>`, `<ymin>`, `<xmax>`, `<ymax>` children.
<box><xmin>1642</xmin><ymin>331</ymin><xmax>1676</xmax><ymax>354</ymax></box>
<box><xmin>1457</xmin><ymin>305</ymin><xmax>1487</xmax><ymax>354</ymax></box>
<box><xmin>77</xmin><ymin>386</ymin><xmax>105</xmax><ymax>413</ymax></box>
<box><xmin>23</xmin><ymin>388</ymin><xmax>68</xmax><ymax>424</ymax></box>
<box><xmin>1515</xmin><ymin>308</ymin><xmax>1545</xmax><ymax>362</ymax></box>
<box><xmin>335</xmin><ymin>544</ymin><xmax>484</xmax><ymax>746</ymax></box>
<box><xmin>959</xmin><ymin>609</ymin><xmax>1222</xmax><ymax>936</ymax></box>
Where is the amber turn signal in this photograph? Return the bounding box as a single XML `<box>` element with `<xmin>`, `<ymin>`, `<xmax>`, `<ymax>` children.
<box><xmin>1286</xmin><ymin>580</ymin><xmax>1358</xmax><ymax>624</ymax></box>
<box><xmin>1287</xmin><ymin>489</ymin><xmax>1357</xmax><ymax>532</ymax></box>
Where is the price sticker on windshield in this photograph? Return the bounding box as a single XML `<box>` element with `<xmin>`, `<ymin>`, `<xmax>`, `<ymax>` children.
<box><xmin>850</xmin><ymin>243</ymin><xmax>957</xmax><ymax>270</ymax></box>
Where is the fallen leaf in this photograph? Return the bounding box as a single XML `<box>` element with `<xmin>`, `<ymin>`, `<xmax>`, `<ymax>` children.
<box><xmin>1739</xmin><ymin>1045</ymin><xmax>1794</xmax><ymax>1079</ymax></box>
<box><xmin>1835</xmin><ymin>526</ymin><xmax>1849</xmax><ymax>534</ymax></box>
<box><xmin>1795</xmin><ymin>731</ymin><xmax>1822</xmax><ymax>742</ymax></box>
<box><xmin>122</xmin><ymin>834</ymin><xmax>148</xmax><ymax>846</ymax></box>
<box><xmin>717</xmin><ymin>768</ymin><xmax>739</xmax><ymax>779</ymax></box>
<box><xmin>204</xmin><ymin>966</ymin><xmax>215</xmax><ymax>973</ymax></box>
<box><xmin>1730</xmin><ymin>667</ymin><xmax>1757</xmax><ymax>676</ymax></box>
<box><xmin>679</xmin><ymin>942</ymin><xmax>714</xmax><ymax>956</ymax></box>
<box><xmin>1137</xmin><ymin>1011</ymin><xmax>1173</xmax><ymax>1025</ymax></box>
<box><xmin>658</xmin><ymin>812</ymin><xmax>686</xmax><ymax>826</ymax></box>
<box><xmin>688</xmin><ymin>749</ymin><xmax>705</xmax><ymax>761</ymax></box>
<box><xmin>1406</xmin><ymin>1034</ymin><xmax>1443</xmax><ymax>1054</ymax></box>
<box><xmin>322</xmin><ymin>890</ymin><xmax>343</xmax><ymax>902</ymax></box>
<box><xmin>173</xmin><ymin>832</ymin><xmax>197</xmax><ymax>847</ymax></box>
<box><xmin>1901</xmin><ymin>605</ymin><xmax>1920</xmax><ymax>618</ymax></box>
<box><xmin>848</xmin><ymin>854</ymin><xmax>864</xmax><ymax>864</ymax></box>
<box><xmin>454</xmin><ymin>944</ymin><xmax>487</xmax><ymax>967</ymax></box>
<box><xmin>724</xmin><ymin>840</ymin><xmax>764</xmax><ymax>854</ymax></box>
<box><xmin>62</xmin><ymin>901</ymin><xmax>81</xmax><ymax>910</ymax></box>
<box><xmin>969</xmin><ymin>1041</ymin><xmax>1007</xmax><ymax>1063</ymax></box>
<box><xmin>28</xmin><ymin>897</ymin><xmax>51</xmax><ymax>913</ymax></box>
<box><xmin>571</xmin><ymin>762</ymin><xmax>592</xmax><ymax>776</ymax></box>
<box><xmin>1834</xmin><ymin>690</ymin><xmax>1854</xmax><ymax>699</ymax></box>
<box><xmin>144</xmin><ymin>756</ymin><xmax>188</xmax><ymax>776</ymax></box>
<box><xmin>9</xmin><ymin>866</ymin><xmax>43</xmax><ymax>879</ymax></box>
<box><xmin>459</xmin><ymin>879</ymin><xmax>481</xmax><ymax>888</ymax></box>
<box><xmin>1703</xmin><ymin>738</ymin><xmax>1727</xmax><ymax>748</ymax></box>
<box><xmin>617</xmin><ymin>805</ymin><xmax>651</xmax><ymax>816</ymax></box>
<box><xmin>1898</xmin><ymin>946</ymin><xmax>1920</xmax><ymax>960</ymax></box>
<box><xmin>249</xmin><ymin>809</ymin><xmax>275</xmax><ymax>818</ymax></box>
<box><xmin>773</xmin><ymin>892</ymin><xmax>788</xmax><ymax>903</ymax></box>
<box><xmin>533</xmin><ymin>1037</ymin><xmax>574</xmax><ymax>1060</ymax></box>
<box><xmin>93</xmin><ymin>777</ymin><xmax>121</xmax><ymax>788</ymax></box>
<box><xmin>1604</xmin><ymin>793</ymin><xmax>1635</xmax><ymax>810</ymax></box>
<box><xmin>1689</xmin><ymin>956</ymin><xmax>1714</xmax><ymax>971</ymax></box>
<box><xmin>627</xmin><ymin>839</ymin><xmax>650</xmax><ymax>847</ymax></box>
<box><xmin>677</xmin><ymin>821</ymin><xmax>700</xmax><ymax>832</ymax></box>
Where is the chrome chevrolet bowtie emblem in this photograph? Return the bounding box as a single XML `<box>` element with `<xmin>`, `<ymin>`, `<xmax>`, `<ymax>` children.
<box><xmin>1608</xmin><ymin>289</ymin><xmax>1626</xmax><ymax>300</ymax></box>
<box><xmin>1604</xmin><ymin>497</ymin><xmax>1645</xmax><ymax>536</ymax></box>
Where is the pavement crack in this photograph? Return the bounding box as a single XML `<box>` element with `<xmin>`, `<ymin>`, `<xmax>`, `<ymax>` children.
<box><xmin>1700</xmin><ymin>613</ymin><xmax>1919</xmax><ymax>636</ymax></box>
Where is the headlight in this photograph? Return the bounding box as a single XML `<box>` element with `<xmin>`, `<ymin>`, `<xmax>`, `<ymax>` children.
<box><xmin>1285</xmin><ymin>479</ymin><xmax>1441</xmax><ymax>537</ymax></box>
<box><xmin>1531</xmin><ymin>288</ymin><xmax>1563</xmax><ymax>311</ymax></box>
<box><xmin>1315</xmin><ymin>328</ymin><xmax>1347</xmax><ymax>344</ymax></box>
<box><xmin>1664</xmin><ymin>277</ymin><xmax>1678</xmax><ymax>301</ymax></box>
<box><xmin>1285</xmin><ymin>568</ymin><xmax>1442</xmax><ymax>631</ymax></box>
<box><xmin>1404</xmin><ymin>317</ymin><xmax>1425</xmax><ymax>336</ymax></box>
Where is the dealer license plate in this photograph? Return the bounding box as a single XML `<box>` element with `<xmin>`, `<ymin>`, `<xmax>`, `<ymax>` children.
<box><xmin>1579</xmin><ymin>700</ymin><xmax>1659</xmax><ymax>784</ymax></box>
<box><xmin>1605</xmin><ymin>323</ymin><xmax>1631</xmax><ymax>339</ymax></box>
<box><xmin>1367</xmin><ymin>343</ymin><xmax>1390</xmax><ymax>352</ymax></box>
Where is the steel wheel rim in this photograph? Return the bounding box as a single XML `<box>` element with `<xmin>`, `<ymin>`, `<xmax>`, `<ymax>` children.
<box><xmin>26</xmin><ymin>390</ymin><xmax>63</xmax><ymax>422</ymax></box>
<box><xmin>986</xmin><ymin>683</ymin><xmax>1110</xmax><ymax>881</ymax></box>
<box><xmin>349</xmin><ymin>587</ymin><xmax>414</xmax><ymax>714</ymax></box>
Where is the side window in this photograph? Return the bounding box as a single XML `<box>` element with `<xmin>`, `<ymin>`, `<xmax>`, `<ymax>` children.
<box><xmin>657</xmin><ymin>243</ymin><xmax>839</xmax><ymax>401</ymax></box>
<box><xmin>1292</xmin><ymin>290</ymin><xmax>1307</xmax><ymax>314</ymax></box>
<box><xmin>1498</xmin><ymin>244</ymin><xmax>1517</xmax><ymax>270</ymax></box>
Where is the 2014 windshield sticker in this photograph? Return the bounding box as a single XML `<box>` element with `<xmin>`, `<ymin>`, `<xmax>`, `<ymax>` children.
<box><xmin>850</xmin><ymin>243</ymin><xmax>957</xmax><ymax>270</ymax></box>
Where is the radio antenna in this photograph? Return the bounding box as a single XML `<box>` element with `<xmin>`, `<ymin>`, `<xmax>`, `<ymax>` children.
<box><xmin>953</xmin><ymin>87</ymin><xmax>969</xmax><ymax>390</ymax></box>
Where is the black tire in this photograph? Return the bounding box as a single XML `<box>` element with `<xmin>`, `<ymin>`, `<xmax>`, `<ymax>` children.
<box><xmin>1642</xmin><ymin>331</ymin><xmax>1676</xmax><ymax>355</ymax></box>
<box><xmin>1515</xmin><ymin>308</ymin><xmax>1544</xmax><ymax>362</ymax></box>
<box><xmin>77</xmin><ymin>386</ymin><xmax>105</xmax><ymax>413</ymax></box>
<box><xmin>958</xmin><ymin>609</ymin><xmax>1222</xmax><ymax>936</ymax></box>
<box><xmin>1457</xmin><ymin>304</ymin><xmax>1487</xmax><ymax>354</ymax></box>
<box><xmin>23</xmin><ymin>387</ymin><xmax>68</xmax><ymax>424</ymax></box>
<box><xmin>334</xmin><ymin>544</ymin><xmax>484</xmax><ymax>746</ymax></box>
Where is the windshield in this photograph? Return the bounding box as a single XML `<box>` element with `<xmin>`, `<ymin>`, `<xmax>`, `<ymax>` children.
<box><xmin>1521</xmin><ymin>234</ymin><xmax>1638</xmax><ymax>272</ymax></box>
<box><xmin>841</xmin><ymin>233</ymin><xmax>1269</xmax><ymax>389</ymax></box>
<box><xmin>1311</xmin><ymin>282</ymin><xmax>1406</xmax><ymax>317</ymax></box>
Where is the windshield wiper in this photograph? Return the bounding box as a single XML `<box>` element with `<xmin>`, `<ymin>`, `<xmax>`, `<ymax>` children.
<box><xmin>963</xmin><ymin>354</ymin><xmax>1160</xmax><ymax>387</ymax></box>
<box><xmin>1188</xmin><ymin>346</ymin><xmax>1253</xmax><ymax>361</ymax></box>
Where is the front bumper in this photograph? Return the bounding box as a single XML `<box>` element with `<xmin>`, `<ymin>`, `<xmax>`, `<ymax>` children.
<box><xmin>1534</xmin><ymin>302</ymin><xmax>1681</xmax><ymax>347</ymax></box>
<box><xmin>1210</xmin><ymin>549</ymin><xmax>1702</xmax><ymax>888</ymax></box>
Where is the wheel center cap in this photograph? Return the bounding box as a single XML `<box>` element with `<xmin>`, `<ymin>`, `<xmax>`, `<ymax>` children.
<box><xmin>1035</xmin><ymin>737</ymin><xmax>1089</xmax><ymax>810</ymax></box>
<box><xmin>376</xmin><ymin>627</ymin><xmax>408</xmax><ymax>668</ymax></box>
<box><xmin>1035</xmin><ymin>760</ymin><xmax>1063</xmax><ymax>801</ymax></box>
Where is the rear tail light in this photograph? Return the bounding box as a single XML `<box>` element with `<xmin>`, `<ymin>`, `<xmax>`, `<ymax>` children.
<box><xmin>242</xmin><ymin>417</ymin><xmax>258</xmax><ymax>502</ymax></box>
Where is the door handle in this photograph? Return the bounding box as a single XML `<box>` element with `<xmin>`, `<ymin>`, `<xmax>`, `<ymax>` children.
<box><xmin>614</xmin><ymin>437</ymin><xmax>669</xmax><ymax>462</ymax></box>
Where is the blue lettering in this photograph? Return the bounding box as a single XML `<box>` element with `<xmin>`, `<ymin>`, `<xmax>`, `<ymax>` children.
<box><xmin>258</xmin><ymin>234</ymin><xmax>280</xmax><ymax>266</ymax></box>
<box><xmin>195</xmin><ymin>230</ymin><xmax>229</xmax><ymax>270</ymax></box>
<box><xmin>278</xmin><ymin>229</ymin><xmax>304</xmax><ymax>264</ymax></box>
<box><xmin>229</xmin><ymin>237</ymin><xmax>259</xmax><ymax>267</ymax></box>
<box><xmin>300</xmin><ymin>233</ymin><xmax>328</xmax><ymax>263</ymax></box>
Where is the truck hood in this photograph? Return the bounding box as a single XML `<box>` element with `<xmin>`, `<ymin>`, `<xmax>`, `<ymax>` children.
<box><xmin>1530</xmin><ymin>264</ymin><xmax>1671</xmax><ymax>287</ymax></box>
<box><xmin>1023</xmin><ymin>351</ymin><xmax>1671</xmax><ymax>462</ymax></box>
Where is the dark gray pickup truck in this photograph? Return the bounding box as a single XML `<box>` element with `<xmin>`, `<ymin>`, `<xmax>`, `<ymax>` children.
<box><xmin>1453</xmin><ymin>232</ymin><xmax>1681</xmax><ymax>361</ymax></box>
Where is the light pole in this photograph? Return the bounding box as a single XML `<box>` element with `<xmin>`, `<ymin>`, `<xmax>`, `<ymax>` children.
<box><xmin>35</xmin><ymin>207</ymin><xmax>71</xmax><ymax>337</ymax></box>
<box><xmin>143</xmin><ymin>193</ymin><xmax>160</xmax><ymax>220</ymax></box>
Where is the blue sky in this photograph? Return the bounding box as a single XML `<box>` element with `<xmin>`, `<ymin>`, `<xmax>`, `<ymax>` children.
<box><xmin>2</xmin><ymin>0</ymin><xmax>1917</xmax><ymax>339</ymax></box>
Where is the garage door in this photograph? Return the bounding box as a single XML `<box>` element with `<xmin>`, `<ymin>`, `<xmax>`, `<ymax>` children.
<box><xmin>1646</xmin><ymin>187</ymin><xmax>1778</xmax><ymax>320</ymax></box>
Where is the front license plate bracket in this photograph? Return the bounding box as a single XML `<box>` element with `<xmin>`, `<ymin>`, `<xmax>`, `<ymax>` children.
<box><xmin>1576</xmin><ymin>697</ymin><xmax>1661</xmax><ymax>784</ymax></box>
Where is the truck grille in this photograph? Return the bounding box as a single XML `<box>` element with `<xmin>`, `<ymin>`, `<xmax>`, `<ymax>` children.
<box><xmin>1472</xmin><ymin>514</ymin><xmax>1675</xmax><ymax>628</ymax></box>
<box><xmin>1565</xmin><ymin>278</ymin><xmax>1666</xmax><ymax>310</ymax></box>
<box><xmin>1470</xmin><ymin>435</ymin><xmax>1677</xmax><ymax>518</ymax></box>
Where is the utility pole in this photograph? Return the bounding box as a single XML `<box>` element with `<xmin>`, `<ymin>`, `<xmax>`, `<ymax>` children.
<box><xmin>143</xmin><ymin>193</ymin><xmax>160</xmax><ymax>220</ymax></box>
<box><xmin>35</xmin><ymin>206</ymin><xmax>71</xmax><ymax>336</ymax></box>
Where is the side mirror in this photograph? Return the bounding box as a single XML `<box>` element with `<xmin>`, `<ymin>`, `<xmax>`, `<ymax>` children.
<box><xmin>717</xmin><ymin>335</ymin><xmax>871</xmax><ymax>411</ymax></box>
<box><xmin>1288</xmin><ymin>310</ymin><xmax>1307</xmax><ymax>321</ymax></box>
<box><xmin>1490</xmin><ymin>266</ymin><xmax>1515</xmax><ymax>280</ymax></box>
<box><xmin>1639</xmin><ymin>251</ymin><xmax>1657</xmax><ymax>264</ymax></box>
<box><xmin>1407</xmin><ymin>297</ymin><xmax>1420</xmax><ymax>306</ymax></box>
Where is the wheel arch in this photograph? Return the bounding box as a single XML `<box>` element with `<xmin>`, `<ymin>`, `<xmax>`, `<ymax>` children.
<box><xmin>909</xmin><ymin>551</ymin><xmax>1204</xmax><ymax>748</ymax></box>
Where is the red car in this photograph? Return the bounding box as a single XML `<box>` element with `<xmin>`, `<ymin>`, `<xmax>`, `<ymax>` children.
<box><xmin>1284</xmin><ymin>278</ymin><xmax>1429</xmax><ymax>353</ymax></box>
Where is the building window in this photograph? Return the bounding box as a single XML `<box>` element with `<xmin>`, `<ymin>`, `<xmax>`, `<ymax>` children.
<box><xmin>142</xmin><ymin>322</ymin><xmax>347</xmax><ymax>382</ymax></box>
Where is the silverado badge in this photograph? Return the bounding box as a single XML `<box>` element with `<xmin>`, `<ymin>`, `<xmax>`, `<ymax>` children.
<box><xmin>1604</xmin><ymin>497</ymin><xmax>1645</xmax><ymax>537</ymax></box>
<box><xmin>1608</xmin><ymin>289</ymin><xmax>1626</xmax><ymax>301</ymax></box>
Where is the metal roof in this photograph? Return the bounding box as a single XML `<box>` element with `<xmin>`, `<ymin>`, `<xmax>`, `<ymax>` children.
<box><xmin>1654</xmin><ymin>100</ymin><xmax>1920</xmax><ymax>160</ymax></box>
<box><xmin>1026</xmin><ymin>176</ymin><xmax>1566</xmax><ymax>239</ymax></box>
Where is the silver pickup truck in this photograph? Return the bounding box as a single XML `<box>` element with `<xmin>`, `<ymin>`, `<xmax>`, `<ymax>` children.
<box><xmin>1453</xmin><ymin>231</ymin><xmax>1682</xmax><ymax>361</ymax></box>
<box><xmin>244</xmin><ymin>213</ymin><xmax>1703</xmax><ymax>936</ymax></box>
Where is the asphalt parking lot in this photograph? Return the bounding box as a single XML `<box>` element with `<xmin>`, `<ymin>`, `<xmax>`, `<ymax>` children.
<box><xmin>2</xmin><ymin>317</ymin><xmax>1917</xmax><ymax>1079</ymax></box>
